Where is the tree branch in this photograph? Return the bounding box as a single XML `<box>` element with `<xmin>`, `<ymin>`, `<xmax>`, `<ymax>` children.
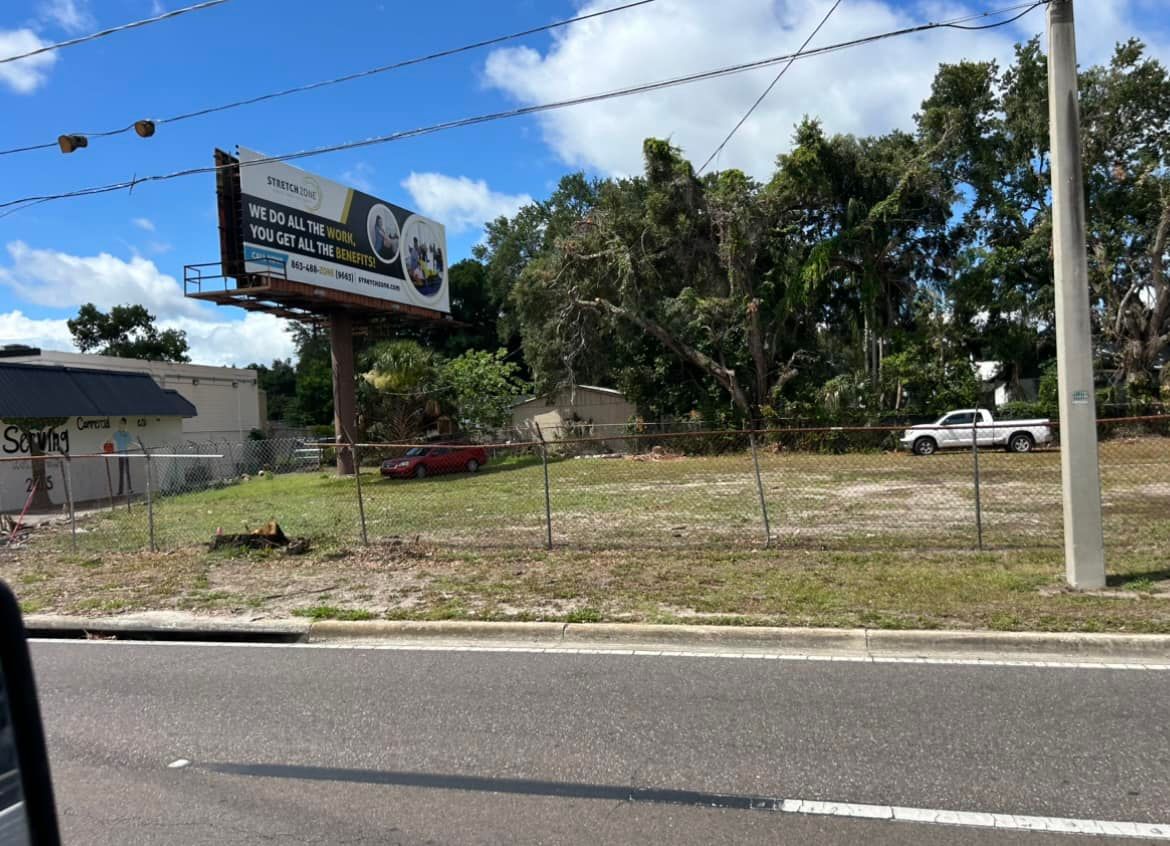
<box><xmin>577</xmin><ymin>297</ymin><xmax>751</xmax><ymax>412</ymax></box>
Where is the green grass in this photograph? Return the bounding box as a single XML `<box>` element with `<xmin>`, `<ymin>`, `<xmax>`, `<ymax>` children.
<box><xmin>36</xmin><ymin>443</ymin><xmax>1170</xmax><ymax>556</ymax></box>
<box><xmin>5</xmin><ymin>440</ymin><xmax>1169</xmax><ymax>632</ymax></box>
<box><xmin>292</xmin><ymin>605</ymin><xmax>377</xmax><ymax>621</ymax></box>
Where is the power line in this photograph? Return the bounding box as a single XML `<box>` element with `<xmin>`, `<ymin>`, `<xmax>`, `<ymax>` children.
<box><xmin>0</xmin><ymin>0</ymin><xmax>233</xmax><ymax>66</ymax></box>
<box><xmin>0</xmin><ymin>1</ymin><xmax>1049</xmax><ymax>215</ymax></box>
<box><xmin>697</xmin><ymin>0</ymin><xmax>1046</xmax><ymax>174</ymax></box>
<box><xmin>698</xmin><ymin>0</ymin><xmax>844</xmax><ymax>174</ymax></box>
<box><xmin>0</xmin><ymin>0</ymin><xmax>661</xmax><ymax>158</ymax></box>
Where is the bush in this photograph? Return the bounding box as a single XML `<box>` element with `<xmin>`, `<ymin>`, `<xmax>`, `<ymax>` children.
<box><xmin>997</xmin><ymin>400</ymin><xmax>1052</xmax><ymax>420</ymax></box>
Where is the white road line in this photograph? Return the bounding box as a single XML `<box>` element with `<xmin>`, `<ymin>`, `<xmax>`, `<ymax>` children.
<box><xmin>28</xmin><ymin>638</ymin><xmax>1170</xmax><ymax>670</ymax></box>
<box><xmin>777</xmin><ymin>799</ymin><xmax>1170</xmax><ymax>839</ymax></box>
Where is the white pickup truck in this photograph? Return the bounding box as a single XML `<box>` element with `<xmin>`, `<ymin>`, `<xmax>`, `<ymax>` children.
<box><xmin>900</xmin><ymin>409</ymin><xmax>1053</xmax><ymax>455</ymax></box>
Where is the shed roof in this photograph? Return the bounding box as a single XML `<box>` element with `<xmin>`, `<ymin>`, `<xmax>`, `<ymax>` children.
<box><xmin>0</xmin><ymin>363</ymin><xmax>197</xmax><ymax>419</ymax></box>
<box><xmin>511</xmin><ymin>384</ymin><xmax>629</xmax><ymax>409</ymax></box>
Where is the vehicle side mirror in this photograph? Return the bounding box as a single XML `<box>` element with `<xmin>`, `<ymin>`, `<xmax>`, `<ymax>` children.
<box><xmin>0</xmin><ymin>582</ymin><xmax>60</xmax><ymax>846</ymax></box>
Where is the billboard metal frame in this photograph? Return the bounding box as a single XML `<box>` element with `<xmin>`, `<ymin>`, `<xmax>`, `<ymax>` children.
<box><xmin>184</xmin><ymin>148</ymin><xmax>455</xmax><ymax>478</ymax></box>
<box><xmin>185</xmin><ymin>149</ymin><xmax>453</xmax><ymax>326</ymax></box>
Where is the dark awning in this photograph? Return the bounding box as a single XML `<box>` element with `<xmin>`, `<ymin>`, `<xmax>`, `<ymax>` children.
<box><xmin>0</xmin><ymin>363</ymin><xmax>197</xmax><ymax>419</ymax></box>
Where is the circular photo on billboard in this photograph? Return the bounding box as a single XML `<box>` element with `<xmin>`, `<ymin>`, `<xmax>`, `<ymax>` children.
<box><xmin>367</xmin><ymin>204</ymin><xmax>401</xmax><ymax>264</ymax></box>
<box><xmin>400</xmin><ymin>216</ymin><xmax>446</xmax><ymax>299</ymax></box>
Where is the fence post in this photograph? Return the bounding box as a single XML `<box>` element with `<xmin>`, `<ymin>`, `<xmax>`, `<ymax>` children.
<box><xmin>61</xmin><ymin>456</ymin><xmax>77</xmax><ymax>552</ymax></box>
<box><xmin>748</xmin><ymin>431</ymin><xmax>772</xmax><ymax>548</ymax></box>
<box><xmin>141</xmin><ymin>444</ymin><xmax>156</xmax><ymax>552</ymax></box>
<box><xmin>972</xmin><ymin>416</ymin><xmax>984</xmax><ymax>552</ymax></box>
<box><xmin>534</xmin><ymin>423</ymin><xmax>553</xmax><ymax>550</ymax></box>
<box><xmin>352</xmin><ymin>442</ymin><xmax>369</xmax><ymax>546</ymax></box>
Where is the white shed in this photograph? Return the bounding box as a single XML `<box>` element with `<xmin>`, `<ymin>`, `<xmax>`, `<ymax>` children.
<box><xmin>510</xmin><ymin>385</ymin><xmax>637</xmax><ymax>450</ymax></box>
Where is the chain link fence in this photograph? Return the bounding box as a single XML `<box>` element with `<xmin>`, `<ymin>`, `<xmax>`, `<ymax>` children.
<box><xmin>2</xmin><ymin>417</ymin><xmax>1168</xmax><ymax>559</ymax></box>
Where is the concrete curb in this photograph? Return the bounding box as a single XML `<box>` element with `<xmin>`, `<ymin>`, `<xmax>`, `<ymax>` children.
<box><xmin>23</xmin><ymin>616</ymin><xmax>1170</xmax><ymax>661</ymax></box>
<box><xmin>308</xmin><ymin>620</ymin><xmax>1170</xmax><ymax>660</ymax></box>
<box><xmin>309</xmin><ymin>620</ymin><xmax>566</xmax><ymax>643</ymax></box>
<box><xmin>561</xmin><ymin>623</ymin><xmax>867</xmax><ymax>652</ymax></box>
<box><xmin>865</xmin><ymin>628</ymin><xmax>1170</xmax><ymax>658</ymax></box>
<box><xmin>25</xmin><ymin>613</ymin><xmax>310</xmax><ymax>641</ymax></box>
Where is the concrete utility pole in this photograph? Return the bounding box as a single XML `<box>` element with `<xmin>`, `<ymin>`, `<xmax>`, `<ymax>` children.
<box><xmin>1047</xmin><ymin>0</ymin><xmax>1106</xmax><ymax>588</ymax></box>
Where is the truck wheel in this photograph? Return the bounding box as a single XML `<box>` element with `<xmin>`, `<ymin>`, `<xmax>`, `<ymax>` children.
<box><xmin>913</xmin><ymin>437</ymin><xmax>938</xmax><ymax>456</ymax></box>
<box><xmin>466</xmin><ymin>459</ymin><xmax>479</xmax><ymax>473</ymax></box>
<box><xmin>414</xmin><ymin>464</ymin><xmax>428</xmax><ymax>479</ymax></box>
<box><xmin>1008</xmin><ymin>433</ymin><xmax>1035</xmax><ymax>453</ymax></box>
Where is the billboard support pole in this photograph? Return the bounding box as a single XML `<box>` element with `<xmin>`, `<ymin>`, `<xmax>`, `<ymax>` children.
<box><xmin>330</xmin><ymin>311</ymin><xmax>357</xmax><ymax>476</ymax></box>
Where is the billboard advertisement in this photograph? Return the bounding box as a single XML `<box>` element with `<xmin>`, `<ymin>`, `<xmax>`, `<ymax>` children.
<box><xmin>235</xmin><ymin>147</ymin><xmax>450</xmax><ymax>313</ymax></box>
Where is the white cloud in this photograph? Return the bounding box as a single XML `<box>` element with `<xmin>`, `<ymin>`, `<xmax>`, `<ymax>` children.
<box><xmin>1070</xmin><ymin>0</ymin><xmax>1170</xmax><ymax>65</ymax></box>
<box><xmin>483</xmin><ymin>0</ymin><xmax>1164</xmax><ymax>180</ymax></box>
<box><xmin>0</xmin><ymin>243</ymin><xmax>299</xmax><ymax>365</ymax></box>
<box><xmin>41</xmin><ymin>0</ymin><xmax>94</xmax><ymax>34</ymax></box>
<box><xmin>0</xmin><ymin>309</ymin><xmax>74</xmax><ymax>350</ymax></box>
<box><xmin>166</xmin><ymin>312</ymin><xmax>297</xmax><ymax>366</ymax></box>
<box><xmin>341</xmin><ymin>162</ymin><xmax>375</xmax><ymax>193</ymax></box>
<box><xmin>151</xmin><ymin>0</ymin><xmax>166</xmax><ymax>14</ymax></box>
<box><xmin>402</xmin><ymin>172</ymin><xmax>532</xmax><ymax>234</ymax></box>
<box><xmin>0</xmin><ymin>242</ymin><xmax>297</xmax><ymax>366</ymax></box>
<box><xmin>0</xmin><ymin>309</ymin><xmax>297</xmax><ymax>367</ymax></box>
<box><xmin>145</xmin><ymin>241</ymin><xmax>173</xmax><ymax>255</ymax></box>
<box><xmin>0</xmin><ymin>241</ymin><xmax>205</xmax><ymax>320</ymax></box>
<box><xmin>132</xmin><ymin>217</ymin><xmax>156</xmax><ymax>232</ymax></box>
<box><xmin>0</xmin><ymin>29</ymin><xmax>58</xmax><ymax>94</ymax></box>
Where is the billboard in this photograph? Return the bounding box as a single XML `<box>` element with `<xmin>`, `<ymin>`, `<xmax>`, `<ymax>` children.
<box><xmin>235</xmin><ymin>147</ymin><xmax>450</xmax><ymax>313</ymax></box>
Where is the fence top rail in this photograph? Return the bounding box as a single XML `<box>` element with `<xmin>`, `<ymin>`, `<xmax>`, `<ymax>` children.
<box><xmin>3</xmin><ymin>415</ymin><xmax>1166</xmax><ymax>462</ymax></box>
<box><xmin>0</xmin><ymin>451</ymin><xmax>224</xmax><ymax>463</ymax></box>
<box><xmin>331</xmin><ymin>414</ymin><xmax>1170</xmax><ymax>451</ymax></box>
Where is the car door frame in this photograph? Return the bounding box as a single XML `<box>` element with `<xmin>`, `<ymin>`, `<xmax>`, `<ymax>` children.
<box><xmin>428</xmin><ymin>447</ymin><xmax>453</xmax><ymax>474</ymax></box>
<box><xmin>939</xmin><ymin>411</ymin><xmax>977</xmax><ymax>447</ymax></box>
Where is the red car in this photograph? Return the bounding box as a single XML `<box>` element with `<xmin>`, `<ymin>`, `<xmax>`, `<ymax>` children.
<box><xmin>380</xmin><ymin>444</ymin><xmax>488</xmax><ymax>479</ymax></box>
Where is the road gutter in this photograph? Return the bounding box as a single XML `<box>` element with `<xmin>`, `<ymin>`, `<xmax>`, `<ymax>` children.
<box><xmin>23</xmin><ymin>616</ymin><xmax>1170</xmax><ymax>663</ymax></box>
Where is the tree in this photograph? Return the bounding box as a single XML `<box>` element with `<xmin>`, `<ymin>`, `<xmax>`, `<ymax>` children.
<box><xmin>436</xmin><ymin>259</ymin><xmax>507</xmax><ymax>358</ymax></box>
<box><xmin>440</xmin><ymin>349</ymin><xmax>529</xmax><ymax>430</ymax></box>
<box><xmin>770</xmin><ymin>120</ymin><xmax>955</xmax><ymax>410</ymax></box>
<box><xmin>503</xmin><ymin>136</ymin><xmax>952</xmax><ymax>420</ymax></box>
<box><xmin>361</xmin><ymin>340</ymin><xmax>440</xmax><ymax>441</ymax></box>
<box><xmin>355</xmin><ymin>259</ymin><xmax>515</xmax><ymax>362</ymax></box>
<box><xmin>248</xmin><ymin>359</ymin><xmax>297</xmax><ymax>421</ymax></box>
<box><xmin>289</xmin><ymin>325</ymin><xmax>333</xmax><ymax>426</ymax></box>
<box><xmin>67</xmin><ymin>303</ymin><xmax>190</xmax><ymax>362</ymax></box>
<box><xmin>1079</xmin><ymin>41</ymin><xmax>1170</xmax><ymax>396</ymax></box>
<box><xmin>476</xmin><ymin>173</ymin><xmax>601</xmax><ymax>358</ymax></box>
<box><xmin>7</xmin><ymin>417</ymin><xmax>68</xmax><ymax>510</ymax></box>
<box><xmin>918</xmin><ymin>39</ymin><xmax>1170</xmax><ymax>399</ymax></box>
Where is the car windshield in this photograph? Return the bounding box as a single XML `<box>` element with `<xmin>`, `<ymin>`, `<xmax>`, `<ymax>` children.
<box><xmin>10</xmin><ymin>10</ymin><xmax>1169</xmax><ymax>844</ymax></box>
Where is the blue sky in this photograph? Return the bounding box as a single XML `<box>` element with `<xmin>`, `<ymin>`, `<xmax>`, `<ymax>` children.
<box><xmin>0</xmin><ymin>0</ymin><xmax>1166</xmax><ymax>365</ymax></box>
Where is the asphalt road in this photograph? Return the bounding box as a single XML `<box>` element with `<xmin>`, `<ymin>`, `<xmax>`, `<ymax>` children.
<box><xmin>25</xmin><ymin>642</ymin><xmax>1170</xmax><ymax>845</ymax></box>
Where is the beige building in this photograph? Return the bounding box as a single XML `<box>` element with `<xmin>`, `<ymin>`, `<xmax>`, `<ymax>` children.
<box><xmin>1</xmin><ymin>348</ymin><xmax>264</xmax><ymax>442</ymax></box>
<box><xmin>510</xmin><ymin>385</ymin><xmax>637</xmax><ymax>450</ymax></box>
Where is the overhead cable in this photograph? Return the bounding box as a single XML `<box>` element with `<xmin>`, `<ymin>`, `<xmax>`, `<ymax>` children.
<box><xmin>698</xmin><ymin>0</ymin><xmax>845</xmax><ymax>174</ymax></box>
<box><xmin>0</xmin><ymin>1</ymin><xmax>1050</xmax><ymax>215</ymax></box>
<box><xmin>0</xmin><ymin>0</ymin><xmax>233</xmax><ymax>66</ymax></box>
<box><xmin>0</xmin><ymin>0</ymin><xmax>660</xmax><ymax>158</ymax></box>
